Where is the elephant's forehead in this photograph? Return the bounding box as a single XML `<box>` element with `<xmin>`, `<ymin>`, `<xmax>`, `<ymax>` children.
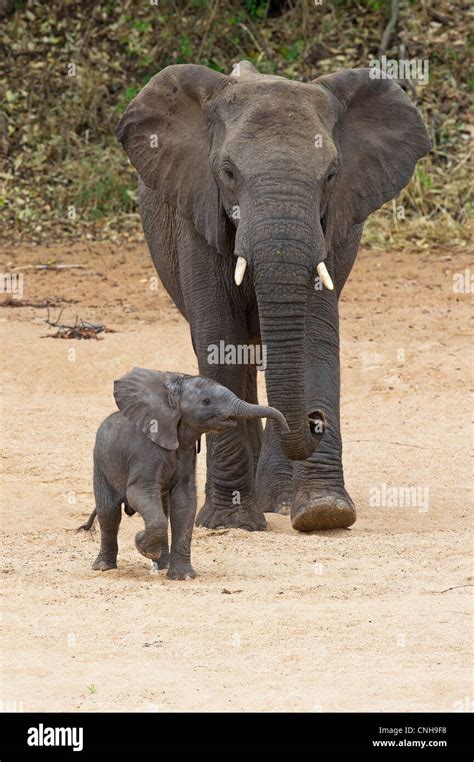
<box><xmin>191</xmin><ymin>377</ymin><xmax>220</xmax><ymax>393</ymax></box>
<box><xmin>214</xmin><ymin>79</ymin><xmax>336</xmax><ymax>133</ymax></box>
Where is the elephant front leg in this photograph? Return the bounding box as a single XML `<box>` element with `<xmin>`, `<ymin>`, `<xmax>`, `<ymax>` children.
<box><xmin>255</xmin><ymin>420</ymin><xmax>293</xmax><ymax>515</ymax></box>
<box><xmin>291</xmin><ymin>282</ymin><xmax>356</xmax><ymax>531</ymax></box>
<box><xmin>180</xmin><ymin>231</ymin><xmax>264</xmax><ymax>531</ymax></box>
<box><xmin>193</xmin><ymin>347</ymin><xmax>265</xmax><ymax>532</ymax></box>
<box><xmin>197</xmin><ymin>423</ymin><xmax>265</xmax><ymax>530</ymax></box>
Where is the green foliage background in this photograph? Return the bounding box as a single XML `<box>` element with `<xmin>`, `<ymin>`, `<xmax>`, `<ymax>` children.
<box><xmin>1</xmin><ymin>0</ymin><xmax>472</xmax><ymax>247</ymax></box>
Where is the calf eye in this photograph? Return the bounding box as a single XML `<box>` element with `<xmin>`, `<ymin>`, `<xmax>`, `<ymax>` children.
<box><xmin>202</xmin><ymin>398</ymin><xmax>211</xmax><ymax>405</ymax></box>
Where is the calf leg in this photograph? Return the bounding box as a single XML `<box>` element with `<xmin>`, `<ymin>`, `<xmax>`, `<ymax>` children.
<box><xmin>126</xmin><ymin>484</ymin><xmax>168</xmax><ymax>562</ymax></box>
<box><xmin>152</xmin><ymin>493</ymin><xmax>170</xmax><ymax>571</ymax></box>
<box><xmin>168</xmin><ymin>480</ymin><xmax>197</xmax><ymax>580</ymax></box>
<box><xmin>92</xmin><ymin>464</ymin><xmax>122</xmax><ymax>571</ymax></box>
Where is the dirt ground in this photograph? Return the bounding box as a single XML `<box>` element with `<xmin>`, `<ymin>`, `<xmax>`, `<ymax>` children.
<box><xmin>1</xmin><ymin>239</ymin><xmax>472</xmax><ymax>713</ymax></box>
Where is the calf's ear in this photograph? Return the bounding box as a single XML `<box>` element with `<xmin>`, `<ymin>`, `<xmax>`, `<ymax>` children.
<box><xmin>114</xmin><ymin>368</ymin><xmax>183</xmax><ymax>450</ymax></box>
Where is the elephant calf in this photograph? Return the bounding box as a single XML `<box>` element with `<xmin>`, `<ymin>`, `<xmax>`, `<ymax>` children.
<box><xmin>80</xmin><ymin>368</ymin><xmax>288</xmax><ymax>579</ymax></box>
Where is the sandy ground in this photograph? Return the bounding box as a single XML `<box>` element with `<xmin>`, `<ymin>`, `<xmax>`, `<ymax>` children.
<box><xmin>1</xmin><ymin>240</ymin><xmax>472</xmax><ymax>713</ymax></box>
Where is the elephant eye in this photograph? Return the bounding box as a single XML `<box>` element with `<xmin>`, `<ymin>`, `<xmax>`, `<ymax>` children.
<box><xmin>202</xmin><ymin>398</ymin><xmax>211</xmax><ymax>406</ymax></box>
<box><xmin>326</xmin><ymin>167</ymin><xmax>337</xmax><ymax>181</ymax></box>
<box><xmin>222</xmin><ymin>166</ymin><xmax>235</xmax><ymax>180</ymax></box>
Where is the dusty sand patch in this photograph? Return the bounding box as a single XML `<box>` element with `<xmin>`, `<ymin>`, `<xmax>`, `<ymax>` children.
<box><xmin>1</xmin><ymin>241</ymin><xmax>471</xmax><ymax>711</ymax></box>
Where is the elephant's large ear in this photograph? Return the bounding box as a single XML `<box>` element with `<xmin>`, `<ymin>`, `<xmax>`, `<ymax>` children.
<box><xmin>114</xmin><ymin>368</ymin><xmax>184</xmax><ymax>450</ymax></box>
<box><xmin>313</xmin><ymin>68</ymin><xmax>431</xmax><ymax>253</ymax></box>
<box><xmin>116</xmin><ymin>64</ymin><xmax>233</xmax><ymax>254</ymax></box>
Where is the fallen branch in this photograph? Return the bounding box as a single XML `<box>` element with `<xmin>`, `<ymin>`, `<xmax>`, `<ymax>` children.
<box><xmin>42</xmin><ymin>307</ymin><xmax>115</xmax><ymax>340</ymax></box>
<box><xmin>12</xmin><ymin>264</ymin><xmax>86</xmax><ymax>272</ymax></box>
<box><xmin>0</xmin><ymin>298</ymin><xmax>78</xmax><ymax>308</ymax></box>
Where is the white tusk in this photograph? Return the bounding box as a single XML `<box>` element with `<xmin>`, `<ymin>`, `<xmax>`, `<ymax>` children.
<box><xmin>234</xmin><ymin>256</ymin><xmax>247</xmax><ymax>286</ymax></box>
<box><xmin>316</xmin><ymin>262</ymin><xmax>334</xmax><ymax>291</ymax></box>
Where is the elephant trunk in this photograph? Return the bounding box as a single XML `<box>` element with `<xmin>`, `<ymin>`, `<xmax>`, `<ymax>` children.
<box><xmin>235</xmin><ymin>172</ymin><xmax>328</xmax><ymax>460</ymax></box>
<box><xmin>250</xmin><ymin>220</ymin><xmax>329</xmax><ymax>460</ymax></box>
<box><xmin>254</xmin><ymin>259</ymin><xmax>319</xmax><ymax>460</ymax></box>
<box><xmin>227</xmin><ymin>396</ymin><xmax>290</xmax><ymax>433</ymax></box>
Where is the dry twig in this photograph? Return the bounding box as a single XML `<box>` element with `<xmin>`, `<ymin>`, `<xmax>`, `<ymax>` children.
<box><xmin>379</xmin><ymin>0</ymin><xmax>399</xmax><ymax>55</ymax></box>
<box><xmin>42</xmin><ymin>307</ymin><xmax>114</xmax><ymax>340</ymax></box>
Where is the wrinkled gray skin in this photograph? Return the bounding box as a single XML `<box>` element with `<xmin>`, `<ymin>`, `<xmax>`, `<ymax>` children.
<box><xmin>116</xmin><ymin>61</ymin><xmax>431</xmax><ymax>532</ymax></box>
<box><xmin>81</xmin><ymin>368</ymin><xmax>289</xmax><ymax>579</ymax></box>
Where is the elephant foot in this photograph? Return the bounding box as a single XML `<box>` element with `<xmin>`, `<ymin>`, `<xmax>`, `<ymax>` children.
<box><xmin>258</xmin><ymin>495</ymin><xmax>292</xmax><ymax>515</ymax></box>
<box><xmin>92</xmin><ymin>555</ymin><xmax>117</xmax><ymax>571</ymax></box>
<box><xmin>196</xmin><ymin>499</ymin><xmax>266</xmax><ymax>531</ymax></box>
<box><xmin>257</xmin><ymin>492</ymin><xmax>292</xmax><ymax>516</ymax></box>
<box><xmin>167</xmin><ymin>562</ymin><xmax>197</xmax><ymax>580</ymax></box>
<box><xmin>291</xmin><ymin>488</ymin><xmax>356</xmax><ymax>532</ymax></box>
<box><xmin>271</xmin><ymin>500</ymin><xmax>291</xmax><ymax>515</ymax></box>
<box><xmin>152</xmin><ymin>552</ymin><xmax>169</xmax><ymax>571</ymax></box>
<box><xmin>255</xmin><ymin>481</ymin><xmax>292</xmax><ymax>515</ymax></box>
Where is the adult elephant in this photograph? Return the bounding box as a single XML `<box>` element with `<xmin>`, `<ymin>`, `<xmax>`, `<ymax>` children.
<box><xmin>116</xmin><ymin>61</ymin><xmax>430</xmax><ymax>532</ymax></box>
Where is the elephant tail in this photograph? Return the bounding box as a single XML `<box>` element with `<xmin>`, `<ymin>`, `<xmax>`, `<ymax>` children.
<box><xmin>76</xmin><ymin>508</ymin><xmax>97</xmax><ymax>532</ymax></box>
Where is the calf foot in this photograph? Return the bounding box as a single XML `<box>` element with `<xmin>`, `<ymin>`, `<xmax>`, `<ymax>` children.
<box><xmin>167</xmin><ymin>562</ymin><xmax>197</xmax><ymax>580</ymax></box>
<box><xmin>92</xmin><ymin>554</ymin><xmax>117</xmax><ymax>571</ymax></box>
<box><xmin>291</xmin><ymin>485</ymin><xmax>356</xmax><ymax>531</ymax></box>
<box><xmin>196</xmin><ymin>498</ymin><xmax>266</xmax><ymax>531</ymax></box>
